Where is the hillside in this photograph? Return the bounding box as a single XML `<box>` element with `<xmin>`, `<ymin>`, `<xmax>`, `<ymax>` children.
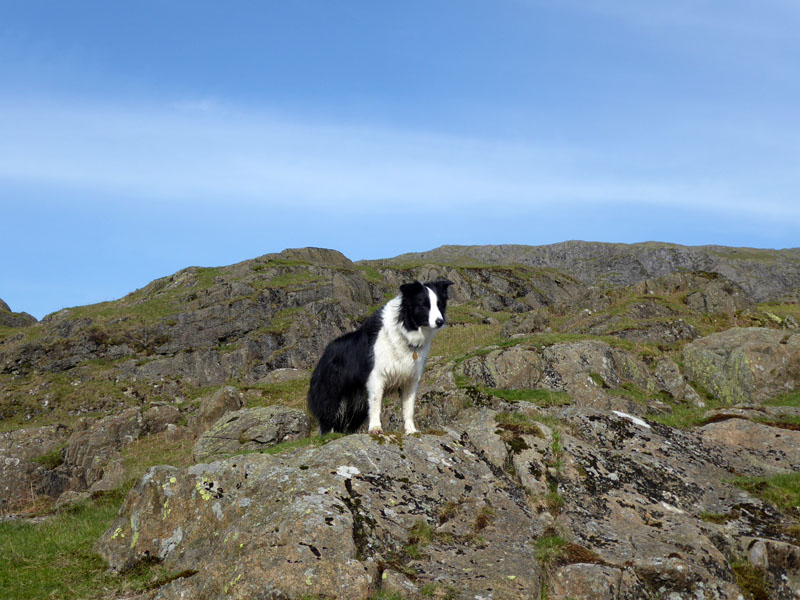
<box><xmin>1</xmin><ymin>241</ymin><xmax>800</xmax><ymax>599</ymax></box>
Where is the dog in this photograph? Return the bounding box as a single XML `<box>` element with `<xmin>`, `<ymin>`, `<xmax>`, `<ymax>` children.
<box><xmin>308</xmin><ymin>279</ymin><xmax>454</xmax><ymax>435</ymax></box>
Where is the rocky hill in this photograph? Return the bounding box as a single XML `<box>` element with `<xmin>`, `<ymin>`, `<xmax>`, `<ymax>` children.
<box><xmin>0</xmin><ymin>297</ymin><xmax>37</xmax><ymax>328</ymax></box>
<box><xmin>1</xmin><ymin>242</ymin><xmax>800</xmax><ymax>599</ymax></box>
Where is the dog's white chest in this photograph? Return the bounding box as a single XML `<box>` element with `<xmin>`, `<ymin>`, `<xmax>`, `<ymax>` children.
<box><xmin>372</xmin><ymin>325</ymin><xmax>430</xmax><ymax>389</ymax></box>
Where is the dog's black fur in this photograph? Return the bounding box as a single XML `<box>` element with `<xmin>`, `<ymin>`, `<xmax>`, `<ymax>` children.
<box><xmin>308</xmin><ymin>280</ymin><xmax>453</xmax><ymax>434</ymax></box>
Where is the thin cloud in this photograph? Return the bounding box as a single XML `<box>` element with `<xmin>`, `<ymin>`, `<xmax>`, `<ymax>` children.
<box><xmin>0</xmin><ymin>98</ymin><xmax>798</xmax><ymax>224</ymax></box>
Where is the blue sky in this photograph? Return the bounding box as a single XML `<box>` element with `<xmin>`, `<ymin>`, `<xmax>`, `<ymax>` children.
<box><xmin>2</xmin><ymin>1</ymin><xmax>799</xmax><ymax>319</ymax></box>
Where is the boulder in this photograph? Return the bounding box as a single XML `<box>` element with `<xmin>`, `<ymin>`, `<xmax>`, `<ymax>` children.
<box><xmin>682</xmin><ymin>327</ymin><xmax>800</xmax><ymax>404</ymax></box>
<box><xmin>192</xmin><ymin>406</ymin><xmax>310</xmax><ymax>462</ymax></box>
<box><xmin>698</xmin><ymin>416</ymin><xmax>800</xmax><ymax>475</ymax></box>
<box><xmin>0</xmin><ymin>425</ymin><xmax>73</xmax><ymax>511</ymax></box>
<box><xmin>653</xmin><ymin>357</ymin><xmax>703</xmax><ymax>406</ymax></box>
<box><xmin>0</xmin><ymin>298</ymin><xmax>37</xmax><ymax>327</ymax></box>
<box><xmin>97</xmin><ymin>405</ymin><xmax>800</xmax><ymax>599</ymax></box>
<box><xmin>98</xmin><ymin>433</ymin><xmax>547</xmax><ymax>600</ymax></box>
<box><xmin>458</xmin><ymin>340</ymin><xmax>654</xmax><ymax>413</ymax></box>
<box><xmin>684</xmin><ymin>277</ymin><xmax>751</xmax><ymax>314</ymax></box>
<box><xmin>62</xmin><ymin>406</ymin><xmax>180</xmax><ymax>489</ymax></box>
<box><xmin>188</xmin><ymin>386</ymin><xmax>244</xmax><ymax>435</ymax></box>
<box><xmin>501</xmin><ymin>309</ymin><xmax>550</xmax><ymax>336</ymax></box>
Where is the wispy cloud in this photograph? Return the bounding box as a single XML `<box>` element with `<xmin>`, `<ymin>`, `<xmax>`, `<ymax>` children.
<box><xmin>0</xmin><ymin>97</ymin><xmax>798</xmax><ymax>224</ymax></box>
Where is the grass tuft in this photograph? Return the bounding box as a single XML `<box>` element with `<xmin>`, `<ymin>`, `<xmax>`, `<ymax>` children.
<box><xmin>728</xmin><ymin>472</ymin><xmax>800</xmax><ymax>516</ymax></box>
<box><xmin>0</xmin><ymin>491</ymin><xmax>171</xmax><ymax>599</ymax></box>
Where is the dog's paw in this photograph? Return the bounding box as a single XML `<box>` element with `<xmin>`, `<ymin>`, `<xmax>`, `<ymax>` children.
<box><xmin>368</xmin><ymin>427</ymin><xmax>383</xmax><ymax>435</ymax></box>
<box><xmin>404</xmin><ymin>425</ymin><xmax>418</xmax><ymax>435</ymax></box>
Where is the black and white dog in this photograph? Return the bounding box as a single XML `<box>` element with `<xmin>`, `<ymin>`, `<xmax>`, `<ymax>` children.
<box><xmin>308</xmin><ymin>280</ymin><xmax>454</xmax><ymax>435</ymax></box>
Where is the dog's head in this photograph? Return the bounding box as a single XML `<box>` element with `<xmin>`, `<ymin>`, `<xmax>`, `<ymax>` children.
<box><xmin>398</xmin><ymin>280</ymin><xmax>455</xmax><ymax>331</ymax></box>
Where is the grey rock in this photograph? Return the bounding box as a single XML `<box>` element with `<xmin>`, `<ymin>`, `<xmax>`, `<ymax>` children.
<box><xmin>698</xmin><ymin>417</ymin><xmax>800</xmax><ymax>474</ymax></box>
<box><xmin>98</xmin><ymin>433</ymin><xmax>547</xmax><ymax>600</ymax></box>
<box><xmin>458</xmin><ymin>340</ymin><xmax>654</xmax><ymax>413</ymax></box>
<box><xmin>61</xmin><ymin>406</ymin><xmax>180</xmax><ymax>489</ymax></box>
<box><xmin>682</xmin><ymin>327</ymin><xmax>800</xmax><ymax>404</ymax></box>
<box><xmin>97</xmin><ymin>406</ymin><xmax>800</xmax><ymax>599</ymax></box>
<box><xmin>188</xmin><ymin>386</ymin><xmax>244</xmax><ymax>435</ymax></box>
<box><xmin>192</xmin><ymin>406</ymin><xmax>310</xmax><ymax>462</ymax></box>
<box><xmin>0</xmin><ymin>425</ymin><xmax>72</xmax><ymax>511</ymax></box>
<box><xmin>654</xmin><ymin>357</ymin><xmax>704</xmax><ymax>406</ymax></box>
<box><xmin>0</xmin><ymin>298</ymin><xmax>37</xmax><ymax>327</ymax></box>
<box><xmin>385</xmin><ymin>241</ymin><xmax>800</xmax><ymax>302</ymax></box>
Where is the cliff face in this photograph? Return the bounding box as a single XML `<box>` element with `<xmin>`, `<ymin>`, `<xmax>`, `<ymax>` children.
<box><xmin>0</xmin><ymin>297</ymin><xmax>37</xmax><ymax>328</ymax></box>
<box><xmin>385</xmin><ymin>241</ymin><xmax>800</xmax><ymax>302</ymax></box>
<box><xmin>1</xmin><ymin>242</ymin><xmax>799</xmax><ymax>599</ymax></box>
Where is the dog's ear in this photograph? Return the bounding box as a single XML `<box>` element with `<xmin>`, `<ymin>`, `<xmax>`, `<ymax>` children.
<box><xmin>428</xmin><ymin>280</ymin><xmax>454</xmax><ymax>299</ymax></box>
<box><xmin>400</xmin><ymin>281</ymin><xmax>425</xmax><ymax>298</ymax></box>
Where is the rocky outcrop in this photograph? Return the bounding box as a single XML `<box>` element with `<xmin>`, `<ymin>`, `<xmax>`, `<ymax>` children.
<box><xmin>0</xmin><ymin>298</ymin><xmax>37</xmax><ymax>328</ymax></box>
<box><xmin>0</xmin><ymin>424</ymin><xmax>71</xmax><ymax>512</ymax></box>
<box><xmin>60</xmin><ymin>405</ymin><xmax>181</xmax><ymax>490</ymax></box>
<box><xmin>682</xmin><ymin>327</ymin><xmax>800</xmax><ymax>404</ymax></box>
<box><xmin>2</xmin><ymin>244</ymin><xmax>797</xmax><ymax>426</ymax></box>
<box><xmin>98</xmin><ymin>431</ymin><xmax>548</xmax><ymax>600</ymax></box>
<box><xmin>458</xmin><ymin>340</ymin><xmax>655</xmax><ymax>413</ymax></box>
<box><xmin>653</xmin><ymin>357</ymin><xmax>703</xmax><ymax>405</ymax></box>
<box><xmin>96</xmin><ymin>404</ymin><xmax>800</xmax><ymax>599</ymax></box>
<box><xmin>188</xmin><ymin>386</ymin><xmax>245</xmax><ymax>435</ymax></box>
<box><xmin>192</xmin><ymin>405</ymin><xmax>309</xmax><ymax>462</ymax></box>
<box><xmin>385</xmin><ymin>242</ymin><xmax>800</xmax><ymax>302</ymax></box>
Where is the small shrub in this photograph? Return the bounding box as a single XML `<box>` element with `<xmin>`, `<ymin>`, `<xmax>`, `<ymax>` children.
<box><xmin>31</xmin><ymin>446</ymin><xmax>65</xmax><ymax>470</ymax></box>
<box><xmin>730</xmin><ymin>559</ymin><xmax>770</xmax><ymax>600</ymax></box>
<box><xmin>533</xmin><ymin>534</ymin><xmax>568</xmax><ymax>566</ymax></box>
<box><xmin>473</xmin><ymin>506</ymin><xmax>494</xmax><ymax>531</ymax></box>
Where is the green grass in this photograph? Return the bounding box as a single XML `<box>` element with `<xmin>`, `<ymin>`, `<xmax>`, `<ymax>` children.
<box><xmin>730</xmin><ymin>559</ymin><xmax>770</xmax><ymax>600</ymax></box>
<box><xmin>763</xmin><ymin>389</ymin><xmax>800</xmax><ymax>408</ymax></box>
<box><xmin>649</xmin><ymin>388</ymin><xmax>800</xmax><ymax>430</ymax></box>
<box><xmin>220</xmin><ymin>433</ymin><xmax>345</xmax><ymax>460</ymax></box>
<box><xmin>119</xmin><ymin>431</ymin><xmax>195</xmax><ymax>484</ymax></box>
<box><xmin>31</xmin><ymin>446</ymin><xmax>65</xmax><ymax>470</ymax></box>
<box><xmin>481</xmin><ymin>387</ymin><xmax>572</xmax><ymax>408</ymax></box>
<box><xmin>0</xmin><ymin>491</ymin><xmax>172</xmax><ymax>599</ymax></box>
<box><xmin>729</xmin><ymin>472</ymin><xmax>800</xmax><ymax>515</ymax></box>
<box><xmin>243</xmin><ymin>377</ymin><xmax>310</xmax><ymax>411</ymax></box>
<box><xmin>354</xmin><ymin>264</ymin><xmax>384</xmax><ymax>283</ymax></box>
<box><xmin>532</xmin><ymin>535</ymin><xmax>568</xmax><ymax>566</ymax></box>
<box><xmin>430</xmin><ymin>322</ymin><xmax>503</xmax><ymax>359</ymax></box>
<box><xmin>262</xmin><ymin>270</ymin><xmax>323</xmax><ymax>289</ymax></box>
<box><xmin>647</xmin><ymin>403</ymin><xmax>717</xmax><ymax>429</ymax></box>
<box><xmin>756</xmin><ymin>302</ymin><xmax>800</xmax><ymax>323</ymax></box>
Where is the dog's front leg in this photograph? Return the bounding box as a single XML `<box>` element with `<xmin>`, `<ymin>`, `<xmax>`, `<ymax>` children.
<box><xmin>366</xmin><ymin>377</ymin><xmax>384</xmax><ymax>434</ymax></box>
<box><xmin>400</xmin><ymin>381</ymin><xmax>419</xmax><ymax>434</ymax></box>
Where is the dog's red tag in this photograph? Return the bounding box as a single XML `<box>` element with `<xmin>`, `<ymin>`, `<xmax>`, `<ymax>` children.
<box><xmin>413</xmin><ymin>351</ymin><xmax>418</xmax><ymax>360</ymax></box>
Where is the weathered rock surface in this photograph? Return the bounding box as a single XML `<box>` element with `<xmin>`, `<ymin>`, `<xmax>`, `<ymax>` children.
<box><xmin>188</xmin><ymin>386</ymin><xmax>244</xmax><ymax>435</ymax></box>
<box><xmin>61</xmin><ymin>405</ymin><xmax>181</xmax><ymax>489</ymax></box>
<box><xmin>192</xmin><ymin>405</ymin><xmax>309</xmax><ymax>462</ymax></box>
<box><xmin>2</xmin><ymin>244</ymin><xmax>797</xmax><ymax>427</ymax></box>
<box><xmin>0</xmin><ymin>298</ymin><xmax>37</xmax><ymax>327</ymax></box>
<box><xmin>387</xmin><ymin>241</ymin><xmax>800</xmax><ymax>302</ymax></box>
<box><xmin>2</xmin><ymin>243</ymin><xmax>800</xmax><ymax>596</ymax></box>
<box><xmin>0</xmin><ymin>424</ymin><xmax>72</xmax><ymax>511</ymax></box>
<box><xmin>98</xmin><ymin>432</ymin><xmax>548</xmax><ymax>600</ymax></box>
<box><xmin>683</xmin><ymin>327</ymin><xmax>800</xmax><ymax>404</ymax></box>
<box><xmin>653</xmin><ymin>357</ymin><xmax>704</xmax><ymax>405</ymax></box>
<box><xmin>458</xmin><ymin>340</ymin><xmax>654</xmax><ymax>413</ymax></box>
<box><xmin>97</xmin><ymin>404</ymin><xmax>800</xmax><ymax>599</ymax></box>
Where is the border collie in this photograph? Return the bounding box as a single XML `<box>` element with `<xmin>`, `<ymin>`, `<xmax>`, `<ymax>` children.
<box><xmin>308</xmin><ymin>280</ymin><xmax>454</xmax><ymax>435</ymax></box>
